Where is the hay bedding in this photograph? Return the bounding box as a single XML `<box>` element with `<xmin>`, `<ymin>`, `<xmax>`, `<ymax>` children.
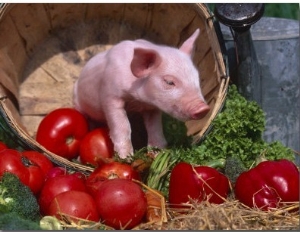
<box><xmin>53</xmin><ymin>200</ymin><xmax>300</xmax><ymax>230</ymax></box>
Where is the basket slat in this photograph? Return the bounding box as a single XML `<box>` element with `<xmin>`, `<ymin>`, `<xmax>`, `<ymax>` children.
<box><xmin>0</xmin><ymin>10</ymin><xmax>27</xmax><ymax>80</ymax></box>
<box><xmin>45</xmin><ymin>3</ymin><xmax>87</xmax><ymax>30</ymax></box>
<box><xmin>0</xmin><ymin>51</ymin><xmax>19</xmax><ymax>100</ymax></box>
<box><xmin>9</xmin><ymin>4</ymin><xmax>51</xmax><ymax>55</ymax></box>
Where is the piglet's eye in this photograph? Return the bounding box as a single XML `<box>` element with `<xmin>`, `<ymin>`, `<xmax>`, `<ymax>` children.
<box><xmin>164</xmin><ymin>79</ymin><xmax>175</xmax><ymax>86</ymax></box>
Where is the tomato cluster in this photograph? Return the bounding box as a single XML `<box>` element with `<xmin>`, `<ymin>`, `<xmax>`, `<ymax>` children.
<box><xmin>36</xmin><ymin>108</ymin><xmax>114</xmax><ymax>166</ymax></box>
<box><xmin>0</xmin><ymin>138</ymin><xmax>147</xmax><ymax>229</ymax></box>
<box><xmin>34</xmin><ymin>108</ymin><xmax>148</xmax><ymax>228</ymax></box>
<box><xmin>39</xmin><ymin>162</ymin><xmax>146</xmax><ymax>229</ymax></box>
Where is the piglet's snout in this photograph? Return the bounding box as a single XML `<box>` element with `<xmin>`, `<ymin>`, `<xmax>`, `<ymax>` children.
<box><xmin>189</xmin><ymin>101</ymin><xmax>210</xmax><ymax>120</ymax></box>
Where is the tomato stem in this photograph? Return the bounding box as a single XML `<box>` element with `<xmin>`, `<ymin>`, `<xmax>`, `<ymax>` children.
<box><xmin>21</xmin><ymin>156</ymin><xmax>34</xmax><ymax>167</ymax></box>
<box><xmin>108</xmin><ymin>173</ymin><xmax>119</xmax><ymax>179</ymax></box>
<box><xmin>65</xmin><ymin>136</ymin><xmax>74</xmax><ymax>145</ymax></box>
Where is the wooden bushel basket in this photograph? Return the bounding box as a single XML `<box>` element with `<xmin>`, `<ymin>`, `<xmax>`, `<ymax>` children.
<box><xmin>0</xmin><ymin>3</ymin><xmax>229</xmax><ymax>173</ymax></box>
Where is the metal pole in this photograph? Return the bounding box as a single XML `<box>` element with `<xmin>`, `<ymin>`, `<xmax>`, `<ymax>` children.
<box><xmin>214</xmin><ymin>3</ymin><xmax>265</xmax><ymax>104</ymax></box>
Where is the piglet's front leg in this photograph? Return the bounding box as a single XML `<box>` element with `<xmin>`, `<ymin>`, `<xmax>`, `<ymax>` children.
<box><xmin>104</xmin><ymin>101</ymin><xmax>134</xmax><ymax>159</ymax></box>
<box><xmin>143</xmin><ymin>110</ymin><xmax>168</xmax><ymax>151</ymax></box>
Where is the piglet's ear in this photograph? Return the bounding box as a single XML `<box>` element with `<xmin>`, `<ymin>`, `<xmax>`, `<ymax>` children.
<box><xmin>131</xmin><ymin>48</ymin><xmax>161</xmax><ymax>78</ymax></box>
<box><xmin>179</xmin><ymin>28</ymin><xmax>200</xmax><ymax>56</ymax></box>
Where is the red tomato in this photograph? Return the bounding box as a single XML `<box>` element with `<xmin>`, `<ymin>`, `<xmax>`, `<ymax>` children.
<box><xmin>0</xmin><ymin>149</ymin><xmax>52</xmax><ymax>195</ymax></box>
<box><xmin>0</xmin><ymin>141</ymin><xmax>8</xmax><ymax>151</ymax></box>
<box><xmin>27</xmin><ymin>165</ymin><xmax>45</xmax><ymax>195</ymax></box>
<box><xmin>45</xmin><ymin>166</ymin><xmax>66</xmax><ymax>180</ymax></box>
<box><xmin>94</xmin><ymin>179</ymin><xmax>147</xmax><ymax>229</ymax></box>
<box><xmin>36</xmin><ymin>108</ymin><xmax>89</xmax><ymax>160</ymax></box>
<box><xmin>48</xmin><ymin>190</ymin><xmax>100</xmax><ymax>222</ymax></box>
<box><xmin>22</xmin><ymin>151</ymin><xmax>54</xmax><ymax>176</ymax></box>
<box><xmin>79</xmin><ymin>128</ymin><xmax>114</xmax><ymax>166</ymax></box>
<box><xmin>22</xmin><ymin>150</ymin><xmax>55</xmax><ymax>195</ymax></box>
<box><xmin>0</xmin><ymin>149</ymin><xmax>30</xmax><ymax>186</ymax></box>
<box><xmin>85</xmin><ymin>161</ymin><xmax>141</xmax><ymax>196</ymax></box>
<box><xmin>45</xmin><ymin>166</ymin><xmax>86</xmax><ymax>181</ymax></box>
<box><xmin>38</xmin><ymin>172</ymin><xmax>87</xmax><ymax>215</ymax></box>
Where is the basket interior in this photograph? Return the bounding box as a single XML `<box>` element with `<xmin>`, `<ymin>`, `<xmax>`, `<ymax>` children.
<box><xmin>0</xmin><ymin>3</ymin><xmax>227</xmax><ymax>161</ymax></box>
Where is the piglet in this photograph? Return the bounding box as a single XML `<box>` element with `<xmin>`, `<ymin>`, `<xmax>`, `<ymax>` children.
<box><xmin>73</xmin><ymin>28</ymin><xmax>210</xmax><ymax>159</ymax></box>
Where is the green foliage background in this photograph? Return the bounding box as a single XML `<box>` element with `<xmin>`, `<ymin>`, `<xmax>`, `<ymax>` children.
<box><xmin>208</xmin><ymin>3</ymin><xmax>299</xmax><ymax>20</ymax></box>
<box><xmin>264</xmin><ymin>3</ymin><xmax>299</xmax><ymax>20</ymax></box>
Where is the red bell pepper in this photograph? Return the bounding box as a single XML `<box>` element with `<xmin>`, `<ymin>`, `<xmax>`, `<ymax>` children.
<box><xmin>168</xmin><ymin>162</ymin><xmax>230</xmax><ymax>207</ymax></box>
<box><xmin>234</xmin><ymin>159</ymin><xmax>300</xmax><ymax>210</ymax></box>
